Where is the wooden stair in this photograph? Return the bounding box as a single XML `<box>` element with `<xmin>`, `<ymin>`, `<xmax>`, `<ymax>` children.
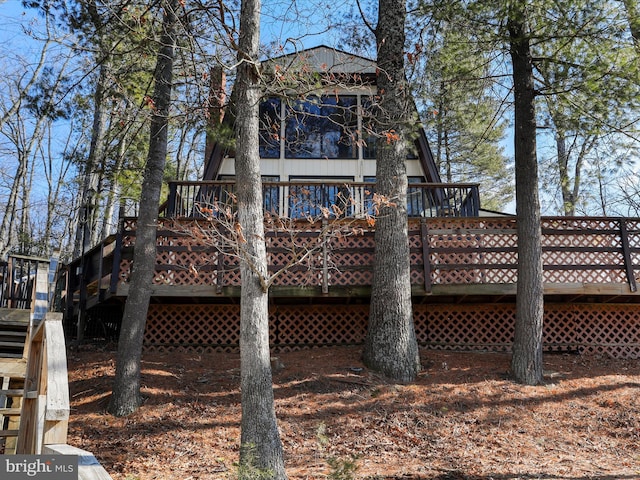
<box><xmin>0</xmin><ymin>308</ymin><xmax>31</xmax><ymax>454</ymax></box>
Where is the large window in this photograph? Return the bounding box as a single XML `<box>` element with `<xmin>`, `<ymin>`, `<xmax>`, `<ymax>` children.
<box><xmin>259</xmin><ymin>95</ymin><xmax>359</xmax><ymax>159</ymax></box>
<box><xmin>259</xmin><ymin>94</ymin><xmax>419</xmax><ymax>161</ymax></box>
<box><xmin>285</xmin><ymin>96</ymin><xmax>358</xmax><ymax>158</ymax></box>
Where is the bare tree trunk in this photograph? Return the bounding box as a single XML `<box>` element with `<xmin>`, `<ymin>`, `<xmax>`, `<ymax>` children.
<box><xmin>19</xmin><ymin>141</ymin><xmax>36</xmax><ymax>254</ymax></box>
<box><xmin>73</xmin><ymin>62</ymin><xmax>109</xmax><ymax>258</ymax></box>
<box><xmin>0</xmin><ymin>105</ymin><xmax>47</xmax><ymax>257</ymax></box>
<box><xmin>509</xmin><ymin>6</ymin><xmax>545</xmax><ymax>386</ymax></box>
<box><xmin>101</xmin><ymin>139</ymin><xmax>127</xmax><ymax>237</ymax></box>
<box><xmin>554</xmin><ymin>129</ymin><xmax>574</xmax><ymax>216</ymax></box>
<box><xmin>235</xmin><ymin>0</ymin><xmax>287</xmax><ymax>477</ymax></box>
<box><xmin>108</xmin><ymin>0</ymin><xmax>178</xmax><ymax>417</ymax></box>
<box><xmin>363</xmin><ymin>0</ymin><xmax>421</xmax><ymax>383</ymax></box>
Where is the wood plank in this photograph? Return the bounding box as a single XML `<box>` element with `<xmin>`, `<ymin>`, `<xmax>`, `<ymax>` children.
<box><xmin>0</xmin><ymin>331</ymin><xmax>28</xmax><ymax>337</ymax></box>
<box><xmin>44</xmin><ymin>315</ymin><xmax>70</xmax><ymax>422</ymax></box>
<box><xmin>0</xmin><ymin>353</ymin><xmax>25</xmax><ymax>359</ymax></box>
<box><xmin>0</xmin><ymin>308</ymin><xmax>31</xmax><ymax>325</ymax></box>
<box><xmin>43</xmin><ymin>444</ymin><xmax>114</xmax><ymax>480</ymax></box>
<box><xmin>0</xmin><ymin>341</ymin><xmax>27</xmax><ymax>348</ymax></box>
<box><xmin>0</xmin><ymin>358</ymin><xmax>28</xmax><ymax>377</ymax></box>
<box><xmin>0</xmin><ymin>429</ymin><xmax>19</xmax><ymax>437</ymax></box>
<box><xmin>0</xmin><ymin>389</ymin><xmax>24</xmax><ymax>396</ymax></box>
<box><xmin>0</xmin><ymin>408</ymin><xmax>22</xmax><ymax>415</ymax></box>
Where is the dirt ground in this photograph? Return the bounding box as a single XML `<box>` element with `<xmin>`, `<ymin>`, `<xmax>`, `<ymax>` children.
<box><xmin>66</xmin><ymin>345</ymin><xmax>640</xmax><ymax>480</ymax></box>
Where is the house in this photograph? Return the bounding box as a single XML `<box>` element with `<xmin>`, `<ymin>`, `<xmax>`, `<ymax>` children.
<box><xmin>61</xmin><ymin>47</ymin><xmax>640</xmax><ymax>358</ymax></box>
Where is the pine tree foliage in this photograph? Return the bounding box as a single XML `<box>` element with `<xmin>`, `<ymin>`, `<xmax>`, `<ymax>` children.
<box><xmin>410</xmin><ymin>18</ymin><xmax>513</xmax><ymax>211</ymax></box>
<box><xmin>533</xmin><ymin>0</ymin><xmax>640</xmax><ymax>215</ymax></box>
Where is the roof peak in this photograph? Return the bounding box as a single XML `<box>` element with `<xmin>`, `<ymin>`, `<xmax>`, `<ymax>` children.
<box><xmin>264</xmin><ymin>45</ymin><xmax>377</xmax><ymax>75</ymax></box>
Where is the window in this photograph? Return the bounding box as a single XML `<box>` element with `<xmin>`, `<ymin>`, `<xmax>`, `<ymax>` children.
<box><xmin>259</xmin><ymin>98</ymin><xmax>281</xmax><ymax>158</ymax></box>
<box><xmin>360</xmin><ymin>97</ymin><xmax>418</xmax><ymax>160</ymax></box>
<box><xmin>361</xmin><ymin>98</ymin><xmax>378</xmax><ymax>159</ymax></box>
<box><xmin>284</xmin><ymin>96</ymin><xmax>358</xmax><ymax>159</ymax></box>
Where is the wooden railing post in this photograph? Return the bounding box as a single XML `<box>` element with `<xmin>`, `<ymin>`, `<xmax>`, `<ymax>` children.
<box><xmin>322</xmin><ymin>219</ymin><xmax>329</xmax><ymax>294</ymax></box>
<box><xmin>167</xmin><ymin>181</ymin><xmax>177</xmax><ymax>217</ymax></box>
<box><xmin>619</xmin><ymin>218</ymin><xmax>637</xmax><ymax>292</ymax></box>
<box><xmin>31</xmin><ymin>260</ymin><xmax>50</xmax><ymax>325</ymax></box>
<box><xmin>7</xmin><ymin>256</ymin><xmax>15</xmax><ymax>308</ymax></box>
<box><xmin>420</xmin><ymin>219</ymin><xmax>433</xmax><ymax>293</ymax></box>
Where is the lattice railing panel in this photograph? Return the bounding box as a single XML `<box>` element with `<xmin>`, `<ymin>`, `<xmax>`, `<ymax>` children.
<box><xmin>477</xmin><ymin>233</ymin><xmax>518</xmax><ymax>249</ymax></box>
<box><xmin>543</xmin><ymin>268</ymin><xmax>626</xmax><ymax>284</ymax></box>
<box><xmin>432</xmin><ymin>268</ymin><xmax>485</xmax><ymax>284</ymax></box>
<box><xmin>118</xmin><ymin>259</ymin><xmax>132</xmax><ymax>284</ymax></box>
<box><xmin>543</xmin><ymin>218</ymin><xmax>620</xmax><ymax>231</ymax></box>
<box><xmin>112</xmin><ymin>216</ymin><xmax>640</xmax><ymax>292</ymax></box>
<box><xmin>154</xmin><ymin>250</ymin><xmax>219</xmax><ymax>286</ymax></box>
<box><xmin>328</xmin><ymin>268</ymin><xmax>374</xmax><ymax>286</ymax></box>
<box><xmin>542</xmin><ymin>306</ymin><xmax>578</xmax><ymax>351</ymax></box>
<box><xmin>430</xmin><ymin>234</ymin><xmax>484</xmax><ymax>249</ymax></box>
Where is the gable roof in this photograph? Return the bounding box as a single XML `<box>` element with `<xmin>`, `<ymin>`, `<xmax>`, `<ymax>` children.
<box><xmin>263</xmin><ymin>45</ymin><xmax>377</xmax><ymax>75</ymax></box>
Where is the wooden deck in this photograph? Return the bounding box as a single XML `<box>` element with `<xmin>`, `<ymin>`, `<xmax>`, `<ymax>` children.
<box><xmin>55</xmin><ymin>215</ymin><xmax>640</xmax><ymax>358</ymax></box>
<box><xmin>64</xmin><ymin>216</ymin><xmax>640</xmax><ymax>308</ymax></box>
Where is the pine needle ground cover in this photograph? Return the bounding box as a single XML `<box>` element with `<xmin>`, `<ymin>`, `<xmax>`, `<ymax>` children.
<box><xmin>67</xmin><ymin>346</ymin><xmax>640</xmax><ymax>479</ymax></box>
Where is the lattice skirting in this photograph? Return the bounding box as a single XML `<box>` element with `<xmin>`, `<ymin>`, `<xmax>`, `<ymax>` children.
<box><xmin>144</xmin><ymin>303</ymin><xmax>640</xmax><ymax>358</ymax></box>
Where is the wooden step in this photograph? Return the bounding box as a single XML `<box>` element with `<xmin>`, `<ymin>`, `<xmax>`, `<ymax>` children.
<box><xmin>0</xmin><ymin>358</ymin><xmax>28</xmax><ymax>378</ymax></box>
<box><xmin>0</xmin><ymin>408</ymin><xmax>22</xmax><ymax>415</ymax></box>
<box><xmin>0</xmin><ymin>389</ymin><xmax>36</xmax><ymax>399</ymax></box>
<box><xmin>0</xmin><ymin>389</ymin><xmax>24</xmax><ymax>397</ymax></box>
<box><xmin>0</xmin><ymin>329</ymin><xmax>27</xmax><ymax>341</ymax></box>
<box><xmin>0</xmin><ymin>353</ymin><xmax>24</xmax><ymax>359</ymax></box>
<box><xmin>0</xmin><ymin>341</ymin><xmax>26</xmax><ymax>348</ymax></box>
<box><xmin>0</xmin><ymin>308</ymin><xmax>31</xmax><ymax>326</ymax></box>
<box><xmin>0</xmin><ymin>429</ymin><xmax>19</xmax><ymax>437</ymax></box>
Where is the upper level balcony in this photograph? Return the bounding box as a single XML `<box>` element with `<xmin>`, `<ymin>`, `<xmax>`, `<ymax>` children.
<box><xmin>164</xmin><ymin>180</ymin><xmax>481</xmax><ymax>219</ymax></box>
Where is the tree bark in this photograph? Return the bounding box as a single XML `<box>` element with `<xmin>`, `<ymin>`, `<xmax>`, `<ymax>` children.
<box><xmin>508</xmin><ymin>5</ymin><xmax>545</xmax><ymax>386</ymax></box>
<box><xmin>554</xmin><ymin>129</ymin><xmax>575</xmax><ymax>216</ymax></box>
<box><xmin>235</xmin><ymin>0</ymin><xmax>287</xmax><ymax>477</ymax></box>
<box><xmin>362</xmin><ymin>0</ymin><xmax>421</xmax><ymax>383</ymax></box>
<box><xmin>73</xmin><ymin>61</ymin><xmax>109</xmax><ymax>259</ymax></box>
<box><xmin>108</xmin><ymin>0</ymin><xmax>178</xmax><ymax>417</ymax></box>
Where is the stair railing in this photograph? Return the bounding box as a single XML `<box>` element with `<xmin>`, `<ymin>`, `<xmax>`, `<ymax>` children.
<box><xmin>14</xmin><ymin>312</ymin><xmax>114</xmax><ymax>479</ymax></box>
<box><xmin>16</xmin><ymin>312</ymin><xmax>69</xmax><ymax>454</ymax></box>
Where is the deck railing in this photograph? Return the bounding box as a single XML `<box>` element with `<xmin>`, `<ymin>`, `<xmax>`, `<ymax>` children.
<box><xmin>165</xmin><ymin>180</ymin><xmax>481</xmax><ymax>219</ymax></box>
<box><xmin>17</xmin><ymin>313</ymin><xmax>69</xmax><ymax>454</ymax></box>
<box><xmin>63</xmin><ymin>216</ymin><xmax>640</xmax><ymax>309</ymax></box>
<box><xmin>0</xmin><ymin>255</ymin><xmax>45</xmax><ymax>310</ymax></box>
<box><xmin>13</xmin><ymin>312</ymin><xmax>114</xmax><ymax>478</ymax></box>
